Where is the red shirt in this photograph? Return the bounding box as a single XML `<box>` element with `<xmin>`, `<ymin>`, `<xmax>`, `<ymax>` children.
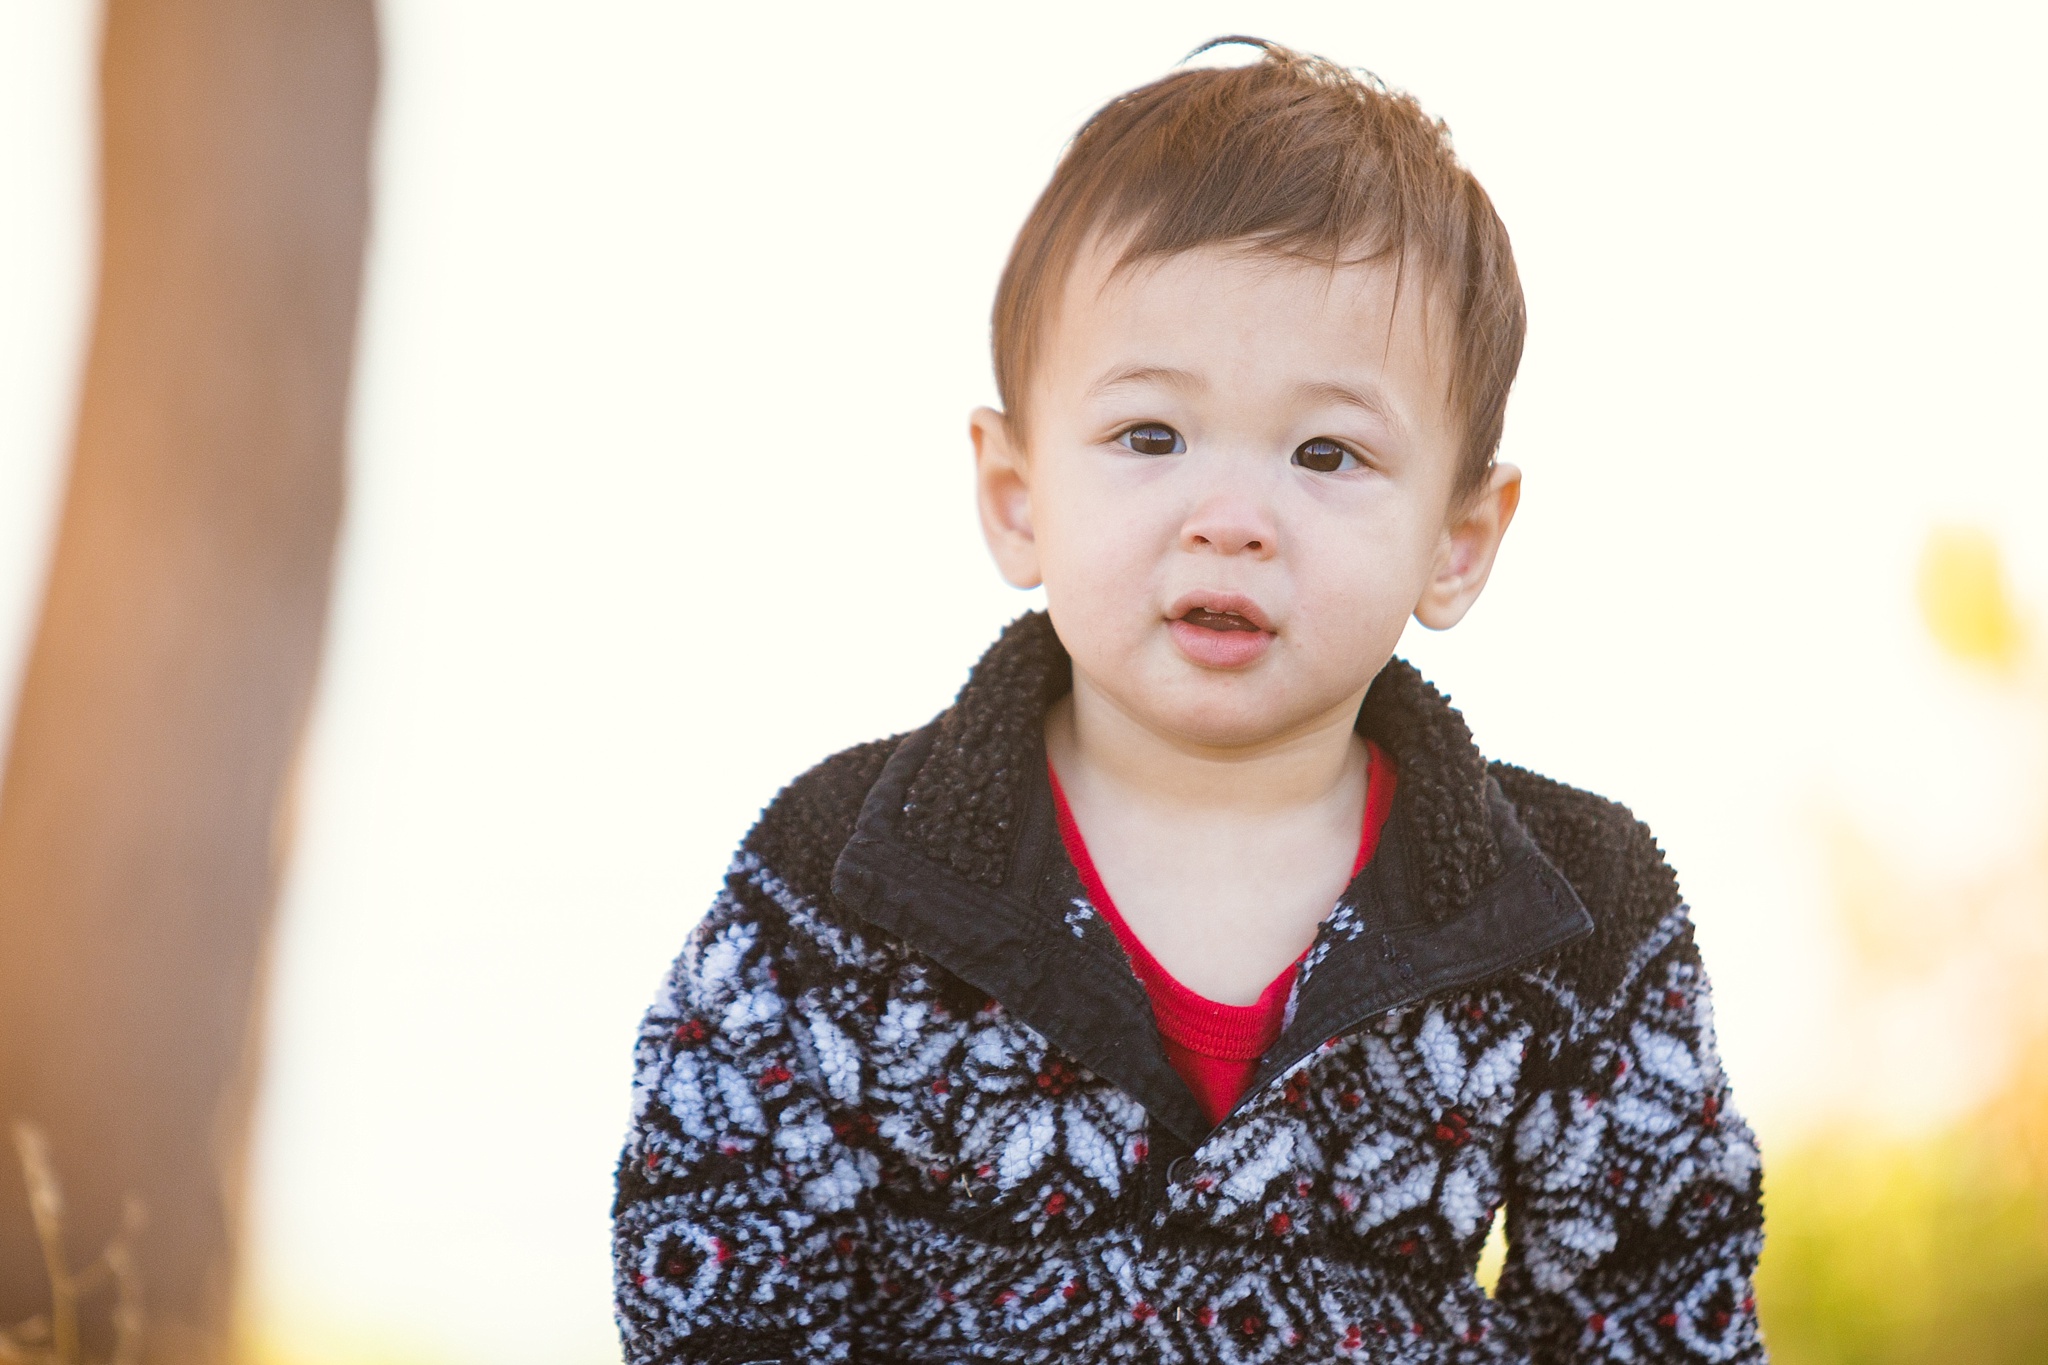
<box><xmin>1048</xmin><ymin>742</ymin><xmax>1398</xmax><ymax>1126</ymax></box>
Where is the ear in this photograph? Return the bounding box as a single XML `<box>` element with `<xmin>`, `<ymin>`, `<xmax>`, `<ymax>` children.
<box><xmin>971</xmin><ymin>405</ymin><xmax>1043</xmax><ymax>589</ymax></box>
<box><xmin>1413</xmin><ymin>462</ymin><xmax>1521</xmax><ymax>630</ymax></box>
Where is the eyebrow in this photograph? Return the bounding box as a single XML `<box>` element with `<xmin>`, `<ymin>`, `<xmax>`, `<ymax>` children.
<box><xmin>1296</xmin><ymin>379</ymin><xmax>1405</xmax><ymax>433</ymax></box>
<box><xmin>1085</xmin><ymin>364</ymin><xmax>1205</xmax><ymax>399</ymax></box>
<box><xmin>1084</xmin><ymin>366</ymin><xmax>1410</xmax><ymax>436</ymax></box>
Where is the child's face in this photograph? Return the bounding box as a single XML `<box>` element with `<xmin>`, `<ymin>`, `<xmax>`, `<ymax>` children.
<box><xmin>973</xmin><ymin>237</ymin><xmax>1519</xmax><ymax>751</ymax></box>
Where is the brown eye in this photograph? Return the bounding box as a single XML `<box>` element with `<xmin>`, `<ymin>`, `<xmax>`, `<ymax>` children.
<box><xmin>1293</xmin><ymin>438</ymin><xmax>1356</xmax><ymax>473</ymax></box>
<box><xmin>1118</xmin><ymin>423</ymin><xmax>1185</xmax><ymax>456</ymax></box>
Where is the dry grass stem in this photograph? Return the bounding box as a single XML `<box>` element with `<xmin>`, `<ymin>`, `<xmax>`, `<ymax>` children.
<box><xmin>1</xmin><ymin>1124</ymin><xmax>145</xmax><ymax>1365</ymax></box>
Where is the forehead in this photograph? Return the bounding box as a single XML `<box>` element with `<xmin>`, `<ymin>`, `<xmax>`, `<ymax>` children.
<box><xmin>1036</xmin><ymin>235</ymin><xmax>1455</xmax><ymax>429</ymax></box>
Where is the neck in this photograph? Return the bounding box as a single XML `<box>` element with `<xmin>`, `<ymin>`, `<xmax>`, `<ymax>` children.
<box><xmin>1046</xmin><ymin>667</ymin><xmax>1370</xmax><ymax>818</ymax></box>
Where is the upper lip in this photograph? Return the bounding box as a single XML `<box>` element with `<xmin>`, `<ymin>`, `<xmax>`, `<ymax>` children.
<box><xmin>1165</xmin><ymin>590</ymin><xmax>1275</xmax><ymax>632</ymax></box>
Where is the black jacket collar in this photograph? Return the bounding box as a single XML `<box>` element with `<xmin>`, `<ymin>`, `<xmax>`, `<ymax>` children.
<box><xmin>831</xmin><ymin>612</ymin><xmax>1592</xmax><ymax>1147</ymax></box>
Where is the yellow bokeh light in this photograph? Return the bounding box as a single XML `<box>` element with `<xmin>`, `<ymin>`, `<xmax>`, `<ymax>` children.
<box><xmin>1918</xmin><ymin>526</ymin><xmax>2023</xmax><ymax>670</ymax></box>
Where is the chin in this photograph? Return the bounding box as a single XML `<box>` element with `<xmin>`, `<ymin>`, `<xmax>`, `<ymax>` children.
<box><xmin>1139</xmin><ymin>671</ymin><xmax>1318</xmax><ymax>749</ymax></box>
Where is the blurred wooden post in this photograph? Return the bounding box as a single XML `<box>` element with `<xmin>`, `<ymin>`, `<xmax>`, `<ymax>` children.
<box><xmin>0</xmin><ymin>1</ymin><xmax>376</xmax><ymax>1360</ymax></box>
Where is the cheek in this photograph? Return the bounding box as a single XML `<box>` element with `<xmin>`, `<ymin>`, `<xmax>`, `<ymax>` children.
<box><xmin>1034</xmin><ymin>464</ymin><xmax>1170</xmax><ymax>602</ymax></box>
<box><xmin>1292</xmin><ymin>512</ymin><xmax>1437</xmax><ymax>649</ymax></box>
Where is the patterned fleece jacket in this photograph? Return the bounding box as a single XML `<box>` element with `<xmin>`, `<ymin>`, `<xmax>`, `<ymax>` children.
<box><xmin>613</xmin><ymin>613</ymin><xmax>1766</xmax><ymax>1365</ymax></box>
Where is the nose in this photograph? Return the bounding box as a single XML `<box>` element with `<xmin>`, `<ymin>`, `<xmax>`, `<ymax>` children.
<box><xmin>1180</xmin><ymin>489</ymin><xmax>1277</xmax><ymax>559</ymax></box>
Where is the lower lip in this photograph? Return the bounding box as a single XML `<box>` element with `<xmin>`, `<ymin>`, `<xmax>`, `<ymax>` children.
<box><xmin>1168</xmin><ymin>618</ymin><xmax>1275</xmax><ymax>669</ymax></box>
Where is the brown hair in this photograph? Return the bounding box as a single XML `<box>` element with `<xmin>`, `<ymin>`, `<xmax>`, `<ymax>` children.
<box><xmin>991</xmin><ymin>37</ymin><xmax>1525</xmax><ymax>499</ymax></box>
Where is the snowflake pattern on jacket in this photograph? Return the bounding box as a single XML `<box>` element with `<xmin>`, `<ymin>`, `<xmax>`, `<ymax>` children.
<box><xmin>613</xmin><ymin>614</ymin><xmax>1766</xmax><ymax>1364</ymax></box>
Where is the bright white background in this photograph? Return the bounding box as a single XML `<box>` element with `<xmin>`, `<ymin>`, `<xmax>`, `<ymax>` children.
<box><xmin>3</xmin><ymin>4</ymin><xmax>2044</xmax><ymax>1362</ymax></box>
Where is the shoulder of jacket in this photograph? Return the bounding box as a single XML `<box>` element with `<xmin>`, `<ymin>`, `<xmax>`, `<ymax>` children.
<box><xmin>1488</xmin><ymin>760</ymin><xmax>1689</xmax><ymax>998</ymax></box>
<box><xmin>740</xmin><ymin>732</ymin><xmax>906</xmax><ymax>911</ymax></box>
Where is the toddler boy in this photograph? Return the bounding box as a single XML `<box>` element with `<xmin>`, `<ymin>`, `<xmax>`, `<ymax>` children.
<box><xmin>615</xmin><ymin>38</ymin><xmax>1765</xmax><ymax>1365</ymax></box>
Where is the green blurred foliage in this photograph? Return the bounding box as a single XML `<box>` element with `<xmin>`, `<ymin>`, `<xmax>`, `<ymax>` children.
<box><xmin>1758</xmin><ymin>1123</ymin><xmax>2048</xmax><ymax>1363</ymax></box>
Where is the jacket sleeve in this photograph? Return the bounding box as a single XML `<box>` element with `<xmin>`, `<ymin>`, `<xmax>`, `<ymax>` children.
<box><xmin>612</xmin><ymin>864</ymin><xmax>876</xmax><ymax>1365</ymax></box>
<box><xmin>1495</xmin><ymin>901</ymin><xmax>1767</xmax><ymax>1363</ymax></box>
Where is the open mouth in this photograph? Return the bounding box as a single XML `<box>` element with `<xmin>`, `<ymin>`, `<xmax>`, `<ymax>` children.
<box><xmin>1178</xmin><ymin>607</ymin><xmax>1263</xmax><ymax>633</ymax></box>
<box><xmin>1165</xmin><ymin>593</ymin><xmax>1275</xmax><ymax>668</ymax></box>
<box><xmin>1167</xmin><ymin>592</ymin><xmax>1274</xmax><ymax>633</ymax></box>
